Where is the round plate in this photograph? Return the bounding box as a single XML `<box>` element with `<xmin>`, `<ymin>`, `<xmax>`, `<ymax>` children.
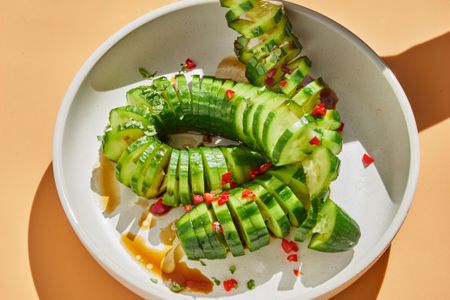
<box><xmin>52</xmin><ymin>0</ymin><xmax>420</xmax><ymax>299</ymax></box>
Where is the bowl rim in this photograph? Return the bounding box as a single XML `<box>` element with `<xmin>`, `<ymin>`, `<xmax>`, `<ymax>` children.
<box><xmin>52</xmin><ymin>0</ymin><xmax>420</xmax><ymax>299</ymax></box>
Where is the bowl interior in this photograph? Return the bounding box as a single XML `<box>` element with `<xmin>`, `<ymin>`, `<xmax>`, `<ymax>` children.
<box><xmin>55</xmin><ymin>1</ymin><xmax>418</xmax><ymax>299</ymax></box>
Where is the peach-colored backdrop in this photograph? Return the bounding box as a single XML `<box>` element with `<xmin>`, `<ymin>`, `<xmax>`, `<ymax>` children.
<box><xmin>1</xmin><ymin>0</ymin><xmax>449</xmax><ymax>299</ymax></box>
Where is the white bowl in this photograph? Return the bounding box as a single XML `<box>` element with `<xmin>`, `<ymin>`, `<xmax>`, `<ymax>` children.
<box><xmin>53</xmin><ymin>0</ymin><xmax>420</xmax><ymax>299</ymax></box>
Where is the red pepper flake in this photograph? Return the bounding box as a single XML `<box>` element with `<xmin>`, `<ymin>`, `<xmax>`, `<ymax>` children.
<box><xmin>258</xmin><ymin>161</ymin><xmax>272</xmax><ymax>174</ymax></box>
<box><xmin>225</xmin><ymin>89</ymin><xmax>235</xmax><ymax>100</ymax></box>
<box><xmin>312</xmin><ymin>103</ymin><xmax>327</xmax><ymax>117</ymax></box>
<box><xmin>184</xmin><ymin>58</ymin><xmax>197</xmax><ymax>70</ymax></box>
<box><xmin>223</xmin><ymin>279</ymin><xmax>238</xmax><ymax>292</ymax></box>
<box><xmin>287</xmin><ymin>254</ymin><xmax>298</xmax><ymax>262</ymax></box>
<box><xmin>248</xmin><ymin>168</ymin><xmax>258</xmax><ymax>179</ymax></box>
<box><xmin>281</xmin><ymin>239</ymin><xmax>299</xmax><ymax>253</ymax></box>
<box><xmin>242</xmin><ymin>189</ymin><xmax>256</xmax><ymax>200</ymax></box>
<box><xmin>149</xmin><ymin>198</ymin><xmax>170</xmax><ymax>215</ymax></box>
<box><xmin>211</xmin><ymin>221</ymin><xmax>223</xmax><ymax>233</ymax></box>
<box><xmin>293</xmin><ymin>269</ymin><xmax>302</xmax><ymax>277</ymax></box>
<box><xmin>264</xmin><ymin>77</ymin><xmax>274</xmax><ymax>86</ymax></box>
<box><xmin>221</xmin><ymin>171</ymin><xmax>232</xmax><ymax>186</ymax></box>
<box><xmin>204</xmin><ymin>192</ymin><xmax>219</xmax><ymax>204</ymax></box>
<box><xmin>362</xmin><ymin>153</ymin><xmax>374</xmax><ymax>167</ymax></box>
<box><xmin>267</xmin><ymin>68</ymin><xmax>277</xmax><ymax>78</ymax></box>
<box><xmin>337</xmin><ymin>122</ymin><xmax>344</xmax><ymax>132</ymax></box>
<box><xmin>230</xmin><ymin>181</ymin><xmax>238</xmax><ymax>189</ymax></box>
<box><xmin>280</xmin><ymin>80</ymin><xmax>287</xmax><ymax>88</ymax></box>
<box><xmin>281</xmin><ymin>63</ymin><xmax>292</xmax><ymax>74</ymax></box>
<box><xmin>192</xmin><ymin>194</ymin><xmax>204</xmax><ymax>205</ymax></box>
<box><xmin>183</xmin><ymin>204</ymin><xmax>192</xmax><ymax>212</ymax></box>
<box><xmin>218</xmin><ymin>191</ymin><xmax>230</xmax><ymax>205</ymax></box>
<box><xmin>309</xmin><ymin>136</ymin><xmax>321</xmax><ymax>146</ymax></box>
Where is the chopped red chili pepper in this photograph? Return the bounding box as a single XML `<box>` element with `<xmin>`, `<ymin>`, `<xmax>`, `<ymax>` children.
<box><xmin>248</xmin><ymin>168</ymin><xmax>258</xmax><ymax>179</ymax></box>
<box><xmin>211</xmin><ymin>221</ymin><xmax>223</xmax><ymax>233</ymax></box>
<box><xmin>223</xmin><ymin>278</ymin><xmax>238</xmax><ymax>292</ymax></box>
<box><xmin>267</xmin><ymin>68</ymin><xmax>277</xmax><ymax>78</ymax></box>
<box><xmin>287</xmin><ymin>254</ymin><xmax>298</xmax><ymax>262</ymax></box>
<box><xmin>280</xmin><ymin>80</ymin><xmax>287</xmax><ymax>88</ymax></box>
<box><xmin>337</xmin><ymin>122</ymin><xmax>344</xmax><ymax>132</ymax></box>
<box><xmin>221</xmin><ymin>171</ymin><xmax>232</xmax><ymax>186</ymax></box>
<box><xmin>281</xmin><ymin>239</ymin><xmax>299</xmax><ymax>253</ymax></box>
<box><xmin>281</xmin><ymin>63</ymin><xmax>292</xmax><ymax>74</ymax></box>
<box><xmin>218</xmin><ymin>191</ymin><xmax>230</xmax><ymax>205</ymax></box>
<box><xmin>149</xmin><ymin>198</ymin><xmax>170</xmax><ymax>215</ymax></box>
<box><xmin>183</xmin><ymin>204</ymin><xmax>192</xmax><ymax>212</ymax></box>
<box><xmin>204</xmin><ymin>192</ymin><xmax>219</xmax><ymax>204</ymax></box>
<box><xmin>309</xmin><ymin>136</ymin><xmax>321</xmax><ymax>146</ymax></box>
<box><xmin>193</xmin><ymin>194</ymin><xmax>204</xmax><ymax>205</ymax></box>
<box><xmin>184</xmin><ymin>58</ymin><xmax>197</xmax><ymax>70</ymax></box>
<box><xmin>258</xmin><ymin>161</ymin><xmax>272</xmax><ymax>174</ymax></box>
<box><xmin>264</xmin><ymin>77</ymin><xmax>274</xmax><ymax>86</ymax></box>
<box><xmin>362</xmin><ymin>153</ymin><xmax>374</xmax><ymax>166</ymax></box>
<box><xmin>242</xmin><ymin>189</ymin><xmax>256</xmax><ymax>200</ymax></box>
<box><xmin>225</xmin><ymin>89</ymin><xmax>235</xmax><ymax>100</ymax></box>
<box><xmin>230</xmin><ymin>181</ymin><xmax>238</xmax><ymax>188</ymax></box>
<box><xmin>293</xmin><ymin>269</ymin><xmax>302</xmax><ymax>277</ymax></box>
<box><xmin>312</xmin><ymin>103</ymin><xmax>327</xmax><ymax>117</ymax></box>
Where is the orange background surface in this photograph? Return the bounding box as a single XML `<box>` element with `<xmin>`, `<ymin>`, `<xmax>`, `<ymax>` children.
<box><xmin>1</xmin><ymin>0</ymin><xmax>449</xmax><ymax>299</ymax></box>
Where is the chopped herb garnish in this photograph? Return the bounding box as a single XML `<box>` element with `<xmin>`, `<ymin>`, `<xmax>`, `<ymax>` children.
<box><xmin>169</xmin><ymin>281</ymin><xmax>185</xmax><ymax>293</ymax></box>
<box><xmin>199</xmin><ymin>259</ymin><xmax>206</xmax><ymax>266</ymax></box>
<box><xmin>247</xmin><ymin>279</ymin><xmax>256</xmax><ymax>290</ymax></box>
<box><xmin>96</xmin><ymin>135</ymin><xmax>103</xmax><ymax>142</ymax></box>
<box><xmin>138</xmin><ymin>67</ymin><xmax>157</xmax><ymax>79</ymax></box>
<box><xmin>150</xmin><ymin>278</ymin><xmax>158</xmax><ymax>284</ymax></box>
<box><xmin>212</xmin><ymin>277</ymin><xmax>221</xmax><ymax>286</ymax></box>
<box><xmin>229</xmin><ymin>265</ymin><xmax>236</xmax><ymax>274</ymax></box>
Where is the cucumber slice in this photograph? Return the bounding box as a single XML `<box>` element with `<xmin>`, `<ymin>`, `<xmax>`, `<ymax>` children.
<box><xmin>255</xmin><ymin>174</ymin><xmax>306</xmax><ymax>227</ymax></box>
<box><xmin>316</xmin><ymin>109</ymin><xmax>341</xmax><ymax>130</ymax></box>
<box><xmin>102</xmin><ymin>123</ymin><xmax>145</xmax><ymax>162</ymax></box>
<box><xmin>262</xmin><ymin>101</ymin><xmax>300</xmax><ymax>158</ymax></box>
<box><xmin>152</xmin><ymin>77</ymin><xmax>183</xmax><ymax>131</ymax></box>
<box><xmin>279</xmin><ymin>56</ymin><xmax>312</xmax><ymax>97</ymax></box>
<box><xmin>216</xmin><ymin>79</ymin><xmax>236</xmax><ymax>138</ymax></box>
<box><xmin>130</xmin><ymin>138</ymin><xmax>162</xmax><ymax>196</ymax></box>
<box><xmin>268</xmin><ymin>164</ymin><xmax>309</xmax><ymax>198</ymax></box>
<box><xmin>271</xmin><ymin>115</ymin><xmax>317</xmax><ymax>166</ymax></box>
<box><xmin>243</xmin><ymin>182</ymin><xmax>290</xmax><ymax>238</ymax></box>
<box><xmin>295</xmin><ymin>188</ymin><xmax>329</xmax><ymax>241</ymax></box>
<box><xmin>190</xmin><ymin>75</ymin><xmax>201</xmax><ymax>130</ymax></box>
<box><xmin>221</xmin><ymin>146</ymin><xmax>266</xmax><ymax>184</ymax></box>
<box><xmin>231</xmin><ymin>85</ymin><xmax>259</xmax><ymax>145</ymax></box>
<box><xmin>175</xmin><ymin>212</ymin><xmax>204</xmax><ymax>260</ymax></box>
<box><xmin>198</xmin><ymin>76</ymin><xmax>214</xmax><ymax>132</ymax></box>
<box><xmin>227</xmin><ymin>188</ymin><xmax>263</xmax><ymax>251</ymax></box>
<box><xmin>209</xmin><ymin>79</ymin><xmax>224</xmax><ymax>135</ymax></box>
<box><xmin>189</xmin><ymin>205</ymin><xmax>215</xmax><ymax>259</ymax></box>
<box><xmin>125</xmin><ymin>87</ymin><xmax>166</xmax><ymax>129</ymax></box>
<box><xmin>316</xmin><ymin>128</ymin><xmax>343</xmax><ymax>155</ymax></box>
<box><xmin>289</xmin><ymin>79</ymin><xmax>324</xmax><ymax>117</ymax></box>
<box><xmin>242</xmin><ymin>90</ymin><xmax>273</xmax><ymax>150</ymax></box>
<box><xmin>195</xmin><ymin>203</ymin><xmax>228</xmax><ymax>259</ymax></box>
<box><xmin>231</xmin><ymin>187</ymin><xmax>270</xmax><ymax>250</ymax></box>
<box><xmin>225</xmin><ymin>0</ymin><xmax>256</xmax><ymax>23</ymax></box>
<box><xmin>162</xmin><ymin>149</ymin><xmax>180</xmax><ymax>206</ymax></box>
<box><xmin>220</xmin><ymin>0</ymin><xmax>250</xmax><ymax>8</ymax></box>
<box><xmin>178</xmin><ymin>150</ymin><xmax>191</xmax><ymax>205</ymax></box>
<box><xmin>188</xmin><ymin>148</ymin><xmax>205</xmax><ymax>195</ymax></box>
<box><xmin>309</xmin><ymin>199</ymin><xmax>361</xmax><ymax>252</ymax></box>
<box><xmin>200</xmin><ymin>147</ymin><xmax>224</xmax><ymax>194</ymax></box>
<box><xmin>213</xmin><ymin>148</ymin><xmax>230</xmax><ymax>190</ymax></box>
<box><xmin>109</xmin><ymin>105</ymin><xmax>154</xmax><ymax>129</ymax></box>
<box><xmin>116</xmin><ymin>136</ymin><xmax>154</xmax><ymax>187</ymax></box>
<box><xmin>175</xmin><ymin>74</ymin><xmax>192</xmax><ymax>126</ymax></box>
<box><xmin>142</xmin><ymin>144</ymin><xmax>172</xmax><ymax>199</ymax></box>
<box><xmin>252</xmin><ymin>93</ymin><xmax>287</xmax><ymax>150</ymax></box>
<box><xmin>211</xmin><ymin>201</ymin><xmax>245</xmax><ymax>257</ymax></box>
<box><xmin>229</xmin><ymin>2</ymin><xmax>283</xmax><ymax>38</ymax></box>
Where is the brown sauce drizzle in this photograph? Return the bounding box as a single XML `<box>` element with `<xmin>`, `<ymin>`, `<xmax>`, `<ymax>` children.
<box><xmin>162</xmin><ymin>245</ymin><xmax>213</xmax><ymax>294</ymax></box>
<box><xmin>98</xmin><ymin>155</ymin><xmax>121</xmax><ymax>214</ymax></box>
<box><xmin>159</xmin><ymin>221</ymin><xmax>177</xmax><ymax>246</ymax></box>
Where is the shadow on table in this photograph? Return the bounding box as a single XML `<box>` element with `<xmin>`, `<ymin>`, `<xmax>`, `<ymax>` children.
<box><xmin>28</xmin><ymin>32</ymin><xmax>450</xmax><ymax>299</ymax></box>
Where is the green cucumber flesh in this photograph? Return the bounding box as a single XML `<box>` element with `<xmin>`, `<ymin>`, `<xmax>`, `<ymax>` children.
<box><xmin>188</xmin><ymin>148</ymin><xmax>206</xmax><ymax>195</ymax></box>
<box><xmin>189</xmin><ymin>205</ymin><xmax>216</xmax><ymax>259</ymax></box>
<box><xmin>316</xmin><ymin>109</ymin><xmax>341</xmax><ymax>130</ymax></box>
<box><xmin>142</xmin><ymin>144</ymin><xmax>172</xmax><ymax>199</ymax></box>
<box><xmin>295</xmin><ymin>188</ymin><xmax>329</xmax><ymax>241</ymax></box>
<box><xmin>102</xmin><ymin>124</ymin><xmax>145</xmax><ymax>162</ymax></box>
<box><xmin>309</xmin><ymin>199</ymin><xmax>361</xmax><ymax>252</ymax></box>
<box><xmin>175</xmin><ymin>212</ymin><xmax>204</xmax><ymax>260</ymax></box>
<box><xmin>289</xmin><ymin>79</ymin><xmax>324</xmax><ymax>117</ymax></box>
<box><xmin>130</xmin><ymin>138</ymin><xmax>162</xmax><ymax>196</ymax></box>
<box><xmin>162</xmin><ymin>149</ymin><xmax>180</xmax><ymax>206</ymax></box>
<box><xmin>177</xmin><ymin>150</ymin><xmax>191</xmax><ymax>205</ymax></box>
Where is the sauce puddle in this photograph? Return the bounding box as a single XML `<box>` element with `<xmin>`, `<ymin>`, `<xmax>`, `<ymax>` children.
<box><xmin>98</xmin><ymin>154</ymin><xmax>121</xmax><ymax>214</ymax></box>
